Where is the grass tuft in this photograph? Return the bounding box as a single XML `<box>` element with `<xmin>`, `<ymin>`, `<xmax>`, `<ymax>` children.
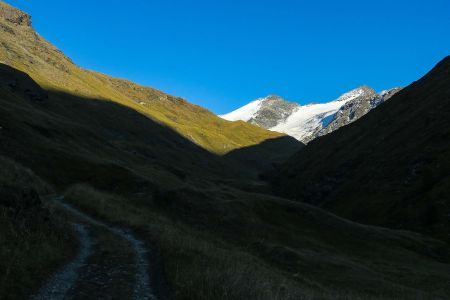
<box><xmin>0</xmin><ymin>155</ymin><xmax>74</xmax><ymax>300</ymax></box>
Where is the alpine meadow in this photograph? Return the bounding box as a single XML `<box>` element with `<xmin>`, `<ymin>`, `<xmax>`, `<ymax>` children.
<box><xmin>0</xmin><ymin>1</ymin><xmax>449</xmax><ymax>300</ymax></box>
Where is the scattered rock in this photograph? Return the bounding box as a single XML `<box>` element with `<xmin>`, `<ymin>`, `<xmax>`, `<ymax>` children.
<box><xmin>0</xmin><ymin>2</ymin><xmax>32</xmax><ymax>27</ymax></box>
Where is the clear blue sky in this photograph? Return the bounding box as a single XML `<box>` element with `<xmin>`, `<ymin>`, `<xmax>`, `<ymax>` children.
<box><xmin>5</xmin><ymin>0</ymin><xmax>450</xmax><ymax>114</ymax></box>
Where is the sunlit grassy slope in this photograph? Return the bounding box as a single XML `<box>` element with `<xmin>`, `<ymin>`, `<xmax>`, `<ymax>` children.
<box><xmin>1</xmin><ymin>3</ymin><xmax>450</xmax><ymax>299</ymax></box>
<box><xmin>0</xmin><ymin>1</ymin><xmax>286</xmax><ymax>155</ymax></box>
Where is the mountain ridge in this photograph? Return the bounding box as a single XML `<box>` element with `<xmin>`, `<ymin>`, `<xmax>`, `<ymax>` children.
<box><xmin>2</xmin><ymin>2</ymin><xmax>450</xmax><ymax>299</ymax></box>
<box><xmin>0</xmin><ymin>1</ymin><xmax>296</xmax><ymax>155</ymax></box>
<box><xmin>269</xmin><ymin>55</ymin><xmax>450</xmax><ymax>237</ymax></box>
<box><xmin>221</xmin><ymin>86</ymin><xmax>402</xmax><ymax>143</ymax></box>
<box><xmin>0</xmin><ymin>1</ymin><xmax>31</xmax><ymax>27</ymax></box>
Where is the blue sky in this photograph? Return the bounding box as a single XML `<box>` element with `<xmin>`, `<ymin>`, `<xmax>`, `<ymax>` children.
<box><xmin>5</xmin><ymin>0</ymin><xmax>450</xmax><ymax>114</ymax></box>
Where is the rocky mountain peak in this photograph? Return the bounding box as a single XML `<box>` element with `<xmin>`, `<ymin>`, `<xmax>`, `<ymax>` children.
<box><xmin>220</xmin><ymin>95</ymin><xmax>300</xmax><ymax>129</ymax></box>
<box><xmin>246</xmin><ymin>95</ymin><xmax>300</xmax><ymax>128</ymax></box>
<box><xmin>261</xmin><ymin>94</ymin><xmax>285</xmax><ymax>102</ymax></box>
<box><xmin>310</xmin><ymin>86</ymin><xmax>402</xmax><ymax>141</ymax></box>
<box><xmin>0</xmin><ymin>2</ymin><xmax>32</xmax><ymax>27</ymax></box>
<box><xmin>337</xmin><ymin>85</ymin><xmax>376</xmax><ymax>102</ymax></box>
<box><xmin>258</xmin><ymin>95</ymin><xmax>298</xmax><ymax>108</ymax></box>
<box><xmin>221</xmin><ymin>85</ymin><xmax>402</xmax><ymax>144</ymax></box>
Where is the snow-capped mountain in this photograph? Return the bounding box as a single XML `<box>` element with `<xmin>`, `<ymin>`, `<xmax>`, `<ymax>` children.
<box><xmin>221</xmin><ymin>95</ymin><xmax>300</xmax><ymax>128</ymax></box>
<box><xmin>310</xmin><ymin>87</ymin><xmax>402</xmax><ymax>142</ymax></box>
<box><xmin>220</xmin><ymin>86</ymin><xmax>401</xmax><ymax>143</ymax></box>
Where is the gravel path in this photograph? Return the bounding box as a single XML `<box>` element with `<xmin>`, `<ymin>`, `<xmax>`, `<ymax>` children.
<box><xmin>31</xmin><ymin>197</ymin><xmax>156</xmax><ymax>300</ymax></box>
<box><xmin>31</xmin><ymin>223</ymin><xmax>93</xmax><ymax>300</ymax></box>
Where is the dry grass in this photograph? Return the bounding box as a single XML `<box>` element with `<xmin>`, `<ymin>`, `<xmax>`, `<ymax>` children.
<box><xmin>0</xmin><ymin>155</ymin><xmax>74</xmax><ymax>299</ymax></box>
<box><xmin>64</xmin><ymin>185</ymin><xmax>308</xmax><ymax>300</ymax></box>
<box><xmin>0</xmin><ymin>4</ymin><xmax>291</xmax><ymax>156</ymax></box>
<box><xmin>0</xmin><ymin>4</ymin><xmax>449</xmax><ymax>300</ymax></box>
<box><xmin>64</xmin><ymin>184</ymin><xmax>450</xmax><ymax>300</ymax></box>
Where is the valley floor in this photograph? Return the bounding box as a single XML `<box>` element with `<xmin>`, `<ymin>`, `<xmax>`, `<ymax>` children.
<box><xmin>2</xmin><ymin>162</ymin><xmax>450</xmax><ymax>300</ymax></box>
<box><xmin>0</xmin><ymin>5</ymin><xmax>449</xmax><ymax>297</ymax></box>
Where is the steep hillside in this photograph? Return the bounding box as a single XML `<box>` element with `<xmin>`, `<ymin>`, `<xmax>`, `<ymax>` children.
<box><xmin>0</xmin><ymin>1</ymin><xmax>290</xmax><ymax>155</ymax></box>
<box><xmin>2</xmin><ymin>60</ymin><xmax>449</xmax><ymax>299</ymax></box>
<box><xmin>271</xmin><ymin>56</ymin><xmax>450</xmax><ymax>237</ymax></box>
<box><xmin>306</xmin><ymin>87</ymin><xmax>402</xmax><ymax>143</ymax></box>
<box><xmin>2</xmin><ymin>2</ymin><xmax>450</xmax><ymax>299</ymax></box>
<box><xmin>225</xmin><ymin>136</ymin><xmax>304</xmax><ymax>178</ymax></box>
<box><xmin>6</xmin><ymin>65</ymin><xmax>450</xmax><ymax>299</ymax></box>
<box><xmin>0</xmin><ymin>62</ymin><xmax>241</xmax><ymax>191</ymax></box>
<box><xmin>221</xmin><ymin>86</ymin><xmax>399</xmax><ymax>143</ymax></box>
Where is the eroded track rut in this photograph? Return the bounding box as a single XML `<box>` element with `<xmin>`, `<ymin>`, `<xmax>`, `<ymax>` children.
<box><xmin>32</xmin><ymin>198</ymin><xmax>156</xmax><ymax>300</ymax></box>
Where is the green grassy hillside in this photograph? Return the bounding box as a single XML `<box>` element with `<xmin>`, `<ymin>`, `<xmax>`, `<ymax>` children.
<box><xmin>0</xmin><ymin>51</ymin><xmax>448</xmax><ymax>300</ymax></box>
<box><xmin>0</xmin><ymin>1</ymin><xmax>291</xmax><ymax>155</ymax></box>
<box><xmin>270</xmin><ymin>56</ymin><xmax>450</xmax><ymax>238</ymax></box>
<box><xmin>0</xmin><ymin>63</ymin><xmax>251</xmax><ymax>194</ymax></box>
<box><xmin>1</xmin><ymin>2</ymin><xmax>450</xmax><ymax>299</ymax></box>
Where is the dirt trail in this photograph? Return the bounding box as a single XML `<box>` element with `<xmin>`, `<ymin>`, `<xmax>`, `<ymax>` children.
<box><xmin>31</xmin><ymin>223</ymin><xmax>93</xmax><ymax>300</ymax></box>
<box><xmin>31</xmin><ymin>198</ymin><xmax>157</xmax><ymax>300</ymax></box>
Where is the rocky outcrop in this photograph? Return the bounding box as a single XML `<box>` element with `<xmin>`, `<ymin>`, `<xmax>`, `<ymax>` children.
<box><xmin>0</xmin><ymin>2</ymin><xmax>32</xmax><ymax>27</ymax></box>
<box><xmin>247</xmin><ymin>95</ymin><xmax>300</xmax><ymax>128</ymax></box>
<box><xmin>312</xmin><ymin>87</ymin><xmax>402</xmax><ymax>140</ymax></box>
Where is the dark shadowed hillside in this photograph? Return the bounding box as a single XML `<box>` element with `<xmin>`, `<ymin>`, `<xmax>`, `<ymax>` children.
<box><xmin>2</xmin><ymin>2</ymin><xmax>450</xmax><ymax>300</ymax></box>
<box><xmin>225</xmin><ymin>136</ymin><xmax>303</xmax><ymax>178</ymax></box>
<box><xmin>271</xmin><ymin>56</ymin><xmax>450</xmax><ymax>237</ymax></box>
<box><xmin>4</xmin><ymin>58</ymin><xmax>450</xmax><ymax>299</ymax></box>
<box><xmin>0</xmin><ymin>156</ymin><xmax>75</xmax><ymax>299</ymax></box>
<box><xmin>0</xmin><ymin>1</ymin><xmax>295</xmax><ymax>156</ymax></box>
<box><xmin>0</xmin><ymin>63</ymin><xmax>242</xmax><ymax>190</ymax></box>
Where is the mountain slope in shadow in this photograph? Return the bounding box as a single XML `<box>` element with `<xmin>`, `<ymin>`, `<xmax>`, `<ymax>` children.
<box><xmin>0</xmin><ymin>63</ymin><xmax>248</xmax><ymax>191</ymax></box>
<box><xmin>270</xmin><ymin>56</ymin><xmax>450</xmax><ymax>237</ymax></box>
<box><xmin>225</xmin><ymin>136</ymin><xmax>303</xmax><ymax>177</ymax></box>
<box><xmin>1</xmin><ymin>2</ymin><xmax>450</xmax><ymax>299</ymax></box>
<box><xmin>3</xmin><ymin>53</ymin><xmax>450</xmax><ymax>299</ymax></box>
<box><xmin>0</xmin><ymin>1</ymin><xmax>294</xmax><ymax>156</ymax></box>
<box><xmin>2</xmin><ymin>54</ymin><xmax>450</xmax><ymax>300</ymax></box>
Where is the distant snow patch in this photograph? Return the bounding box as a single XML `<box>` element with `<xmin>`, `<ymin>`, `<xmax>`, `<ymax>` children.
<box><xmin>220</xmin><ymin>99</ymin><xmax>263</xmax><ymax>121</ymax></box>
